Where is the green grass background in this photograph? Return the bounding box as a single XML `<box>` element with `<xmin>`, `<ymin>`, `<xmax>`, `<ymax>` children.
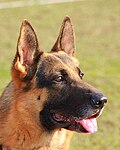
<box><xmin>0</xmin><ymin>0</ymin><xmax>120</xmax><ymax>149</ymax></box>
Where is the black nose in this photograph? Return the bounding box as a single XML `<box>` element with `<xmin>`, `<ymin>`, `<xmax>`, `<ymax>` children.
<box><xmin>91</xmin><ymin>94</ymin><xmax>107</xmax><ymax>108</ymax></box>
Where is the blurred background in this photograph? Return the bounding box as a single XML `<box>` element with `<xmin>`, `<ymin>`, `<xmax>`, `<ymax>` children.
<box><xmin>0</xmin><ymin>0</ymin><xmax>120</xmax><ymax>149</ymax></box>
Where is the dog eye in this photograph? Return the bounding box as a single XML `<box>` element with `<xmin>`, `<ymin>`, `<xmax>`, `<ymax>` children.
<box><xmin>54</xmin><ymin>75</ymin><xmax>64</xmax><ymax>83</ymax></box>
<box><xmin>77</xmin><ymin>67</ymin><xmax>84</xmax><ymax>79</ymax></box>
<box><xmin>80</xmin><ymin>72</ymin><xmax>84</xmax><ymax>79</ymax></box>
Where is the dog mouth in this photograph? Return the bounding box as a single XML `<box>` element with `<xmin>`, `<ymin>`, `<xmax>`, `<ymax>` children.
<box><xmin>51</xmin><ymin>111</ymin><xmax>101</xmax><ymax>133</ymax></box>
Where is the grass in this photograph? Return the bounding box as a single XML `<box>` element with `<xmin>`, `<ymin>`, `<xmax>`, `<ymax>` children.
<box><xmin>0</xmin><ymin>0</ymin><xmax>120</xmax><ymax>149</ymax></box>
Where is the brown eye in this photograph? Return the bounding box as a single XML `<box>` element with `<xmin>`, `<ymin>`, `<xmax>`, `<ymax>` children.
<box><xmin>77</xmin><ymin>67</ymin><xmax>84</xmax><ymax>79</ymax></box>
<box><xmin>54</xmin><ymin>75</ymin><xmax>64</xmax><ymax>83</ymax></box>
<box><xmin>80</xmin><ymin>72</ymin><xmax>84</xmax><ymax>79</ymax></box>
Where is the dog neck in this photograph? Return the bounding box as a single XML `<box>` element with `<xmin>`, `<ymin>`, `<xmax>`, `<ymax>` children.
<box><xmin>0</xmin><ymin>129</ymin><xmax>72</xmax><ymax>150</ymax></box>
<box><xmin>0</xmin><ymin>82</ymin><xmax>72</xmax><ymax>150</ymax></box>
<box><xmin>0</xmin><ymin>83</ymin><xmax>53</xmax><ymax>149</ymax></box>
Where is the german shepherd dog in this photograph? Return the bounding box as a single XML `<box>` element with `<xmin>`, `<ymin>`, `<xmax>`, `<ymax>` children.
<box><xmin>0</xmin><ymin>16</ymin><xmax>107</xmax><ymax>150</ymax></box>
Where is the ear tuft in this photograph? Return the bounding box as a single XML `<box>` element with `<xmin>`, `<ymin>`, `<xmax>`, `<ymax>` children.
<box><xmin>15</xmin><ymin>57</ymin><xmax>27</xmax><ymax>78</ymax></box>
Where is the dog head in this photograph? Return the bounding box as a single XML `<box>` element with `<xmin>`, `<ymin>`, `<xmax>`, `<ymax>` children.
<box><xmin>12</xmin><ymin>16</ymin><xmax>107</xmax><ymax>134</ymax></box>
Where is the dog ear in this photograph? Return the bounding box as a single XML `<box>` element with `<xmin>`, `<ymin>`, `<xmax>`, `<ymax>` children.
<box><xmin>51</xmin><ymin>16</ymin><xmax>75</xmax><ymax>56</ymax></box>
<box><xmin>12</xmin><ymin>20</ymin><xmax>42</xmax><ymax>85</ymax></box>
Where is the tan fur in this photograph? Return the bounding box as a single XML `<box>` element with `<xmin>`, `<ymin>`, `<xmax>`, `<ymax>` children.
<box><xmin>0</xmin><ymin>81</ymin><xmax>73</xmax><ymax>150</ymax></box>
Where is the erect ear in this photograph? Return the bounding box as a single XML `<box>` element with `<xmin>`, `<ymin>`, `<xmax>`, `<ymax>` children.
<box><xmin>12</xmin><ymin>20</ymin><xmax>42</xmax><ymax>85</ymax></box>
<box><xmin>51</xmin><ymin>16</ymin><xmax>75</xmax><ymax>56</ymax></box>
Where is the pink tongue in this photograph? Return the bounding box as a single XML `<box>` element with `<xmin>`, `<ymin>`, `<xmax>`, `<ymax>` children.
<box><xmin>77</xmin><ymin>118</ymin><xmax>97</xmax><ymax>133</ymax></box>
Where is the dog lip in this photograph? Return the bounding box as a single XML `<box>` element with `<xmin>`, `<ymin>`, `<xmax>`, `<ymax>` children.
<box><xmin>87</xmin><ymin>110</ymin><xmax>100</xmax><ymax>119</ymax></box>
<box><xmin>51</xmin><ymin>113</ymin><xmax>71</xmax><ymax>127</ymax></box>
<box><xmin>51</xmin><ymin>113</ymin><xmax>88</xmax><ymax>133</ymax></box>
<box><xmin>50</xmin><ymin>110</ymin><xmax>102</xmax><ymax>133</ymax></box>
<box><xmin>53</xmin><ymin>113</ymin><xmax>71</xmax><ymax>122</ymax></box>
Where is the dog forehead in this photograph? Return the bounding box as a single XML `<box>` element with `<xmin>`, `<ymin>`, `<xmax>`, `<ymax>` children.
<box><xmin>52</xmin><ymin>52</ymin><xmax>78</xmax><ymax>66</ymax></box>
<box><xmin>39</xmin><ymin>52</ymin><xmax>78</xmax><ymax>70</ymax></box>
